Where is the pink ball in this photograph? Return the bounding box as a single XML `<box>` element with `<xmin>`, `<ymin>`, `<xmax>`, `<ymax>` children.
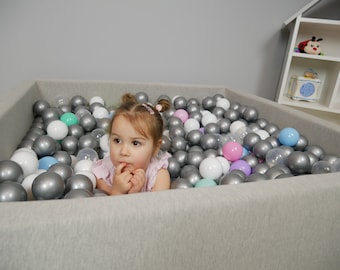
<box><xmin>173</xmin><ymin>109</ymin><xmax>189</xmax><ymax>123</ymax></box>
<box><xmin>230</xmin><ymin>160</ymin><xmax>251</xmax><ymax>176</ymax></box>
<box><xmin>222</xmin><ymin>141</ymin><xmax>243</xmax><ymax>161</ymax></box>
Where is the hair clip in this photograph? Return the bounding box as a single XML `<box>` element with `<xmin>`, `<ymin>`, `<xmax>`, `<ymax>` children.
<box><xmin>155</xmin><ymin>104</ymin><xmax>162</xmax><ymax>112</ymax></box>
<box><xmin>142</xmin><ymin>103</ymin><xmax>154</xmax><ymax>115</ymax></box>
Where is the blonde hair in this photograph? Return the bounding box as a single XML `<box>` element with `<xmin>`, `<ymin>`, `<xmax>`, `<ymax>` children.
<box><xmin>109</xmin><ymin>93</ymin><xmax>170</xmax><ymax>147</ymax></box>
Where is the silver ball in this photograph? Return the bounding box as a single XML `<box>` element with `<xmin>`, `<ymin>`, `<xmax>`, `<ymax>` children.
<box><xmin>187</xmin><ymin>151</ymin><xmax>205</xmax><ymax>167</ymax></box>
<box><xmin>245</xmin><ymin>172</ymin><xmax>269</xmax><ymax>182</ymax></box>
<box><xmin>171</xmin><ymin>136</ymin><xmax>187</xmax><ymax>153</ymax></box>
<box><xmin>294</xmin><ymin>135</ymin><xmax>309</xmax><ymax>151</ymax></box>
<box><xmin>173</xmin><ymin>96</ymin><xmax>187</xmax><ymax>110</ymax></box>
<box><xmin>189</xmin><ymin>111</ymin><xmax>202</xmax><ymax>122</ymax></box>
<box><xmin>135</xmin><ymin>92</ymin><xmax>149</xmax><ymax>103</ymax></box>
<box><xmin>219</xmin><ymin>173</ymin><xmax>244</xmax><ymax>185</ymax></box>
<box><xmin>78</xmin><ymin>134</ymin><xmax>98</xmax><ymax>150</ymax></box>
<box><xmin>187</xmin><ymin>130</ymin><xmax>203</xmax><ymax>146</ymax></box>
<box><xmin>306</xmin><ymin>145</ymin><xmax>325</xmax><ymax>158</ymax></box>
<box><xmin>79</xmin><ymin>114</ymin><xmax>97</xmax><ymax>132</ymax></box>
<box><xmin>217</xmin><ymin>118</ymin><xmax>231</xmax><ymax>133</ymax></box>
<box><xmin>170</xmin><ymin>178</ymin><xmax>193</xmax><ymax>189</ymax></box>
<box><xmin>0</xmin><ymin>160</ymin><xmax>24</xmax><ymax>183</ymax></box>
<box><xmin>173</xmin><ymin>150</ymin><xmax>188</xmax><ymax>167</ymax></box>
<box><xmin>224</xmin><ymin>109</ymin><xmax>240</xmax><ymax>122</ymax></box>
<box><xmin>32</xmin><ymin>100</ymin><xmax>50</xmax><ymax>117</ymax></box>
<box><xmin>204</xmin><ymin>123</ymin><xmax>220</xmax><ymax>134</ymax></box>
<box><xmin>200</xmin><ymin>134</ymin><xmax>218</xmax><ymax>150</ymax></box>
<box><xmin>66</xmin><ymin>174</ymin><xmax>93</xmax><ymax>193</ymax></box>
<box><xmin>41</xmin><ymin>107</ymin><xmax>61</xmax><ymax>125</ymax></box>
<box><xmin>61</xmin><ymin>136</ymin><xmax>78</xmax><ymax>155</ymax></box>
<box><xmin>0</xmin><ymin>181</ymin><xmax>27</xmax><ymax>202</ymax></box>
<box><xmin>256</xmin><ymin>118</ymin><xmax>268</xmax><ymax>129</ymax></box>
<box><xmin>252</xmin><ymin>140</ymin><xmax>273</xmax><ymax>159</ymax></box>
<box><xmin>202</xmin><ymin>96</ymin><xmax>216</xmax><ymax>111</ymax></box>
<box><xmin>265</xmin><ymin>123</ymin><xmax>279</xmax><ymax>135</ymax></box>
<box><xmin>168</xmin><ymin>117</ymin><xmax>183</xmax><ymax>129</ymax></box>
<box><xmin>243</xmin><ymin>133</ymin><xmax>261</xmax><ymax>150</ymax></box>
<box><xmin>187</xmin><ymin>104</ymin><xmax>200</xmax><ymax>114</ymax></box>
<box><xmin>167</xmin><ymin>157</ymin><xmax>181</xmax><ymax>178</ymax></box>
<box><xmin>180</xmin><ymin>165</ymin><xmax>201</xmax><ymax>186</ymax></box>
<box><xmin>48</xmin><ymin>163</ymin><xmax>73</xmax><ymax>182</ymax></box>
<box><xmin>64</xmin><ymin>189</ymin><xmax>93</xmax><ymax>199</ymax></box>
<box><xmin>242</xmin><ymin>107</ymin><xmax>258</xmax><ymax>122</ymax></box>
<box><xmin>169</xmin><ymin>126</ymin><xmax>185</xmax><ymax>138</ymax></box>
<box><xmin>32</xmin><ymin>172</ymin><xmax>65</xmax><ymax>200</ymax></box>
<box><xmin>68</xmin><ymin>124</ymin><xmax>85</xmax><ymax>139</ymax></box>
<box><xmin>252</xmin><ymin>163</ymin><xmax>269</xmax><ymax>174</ymax></box>
<box><xmin>161</xmin><ymin>136</ymin><xmax>172</xmax><ymax>152</ymax></box>
<box><xmin>70</xmin><ymin>95</ymin><xmax>88</xmax><ymax>109</ymax></box>
<box><xmin>53</xmin><ymin>151</ymin><xmax>72</xmax><ymax>165</ymax></box>
<box><xmin>32</xmin><ymin>135</ymin><xmax>57</xmax><ymax>158</ymax></box>
<box><xmin>287</xmin><ymin>151</ymin><xmax>311</xmax><ymax>174</ymax></box>
<box><xmin>96</xmin><ymin>118</ymin><xmax>111</xmax><ymax>131</ymax></box>
<box><xmin>242</xmin><ymin>154</ymin><xmax>259</xmax><ymax>168</ymax></box>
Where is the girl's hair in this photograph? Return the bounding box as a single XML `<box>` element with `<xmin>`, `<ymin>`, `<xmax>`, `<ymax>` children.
<box><xmin>109</xmin><ymin>93</ymin><xmax>171</xmax><ymax>147</ymax></box>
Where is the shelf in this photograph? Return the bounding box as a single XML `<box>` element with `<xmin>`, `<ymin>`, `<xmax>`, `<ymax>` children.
<box><xmin>279</xmin><ymin>96</ymin><xmax>340</xmax><ymax>113</ymax></box>
<box><xmin>292</xmin><ymin>52</ymin><xmax>340</xmax><ymax>63</ymax></box>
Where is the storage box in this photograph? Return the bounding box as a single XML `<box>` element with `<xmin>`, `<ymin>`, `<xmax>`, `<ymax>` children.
<box><xmin>288</xmin><ymin>75</ymin><xmax>321</xmax><ymax>102</ymax></box>
<box><xmin>0</xmin><ymin>80</ymin><xmax>340</xmax><ymax>270</ymax></box>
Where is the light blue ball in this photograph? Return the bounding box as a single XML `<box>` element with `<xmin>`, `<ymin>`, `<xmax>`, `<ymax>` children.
<box><xmin>39</xmin><ymin>156</ymin><xmax>58</xmax><ymax>170</ymax></box>
<box><xmin>194</xmin><ymin>178</ymin><xmax>217</xmax><ymax>188</ymax></box>
<box><xmin>278</xmin><ymin>127</ymin><xmax>300</xmax><ymax>147</ymax></box>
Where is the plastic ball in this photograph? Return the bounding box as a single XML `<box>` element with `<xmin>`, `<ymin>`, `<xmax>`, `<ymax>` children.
<box><xmin>91</xmin><ymin>128</ymin><xmax>106</xmax><ymax>142</ymax></box>
<box><xmin>242</xmin><ymin>106</ymin><xmax>258</xmax><ymax>122</ymax></box>
<box><xmin>32</xmin><ymin>99</ymin><xmax>50</xmax><ymax>117</ymax></box>
<box><xmin>254</xmin><ymin>129</ymin><xmax>270</xmax><ymax>140</ymax></box>
<box><xmin>22</xmin><ymin>172</ymin><xmax>41</xmax><ymax>200</ymax></box>
<box><xmin>0</xmin><ymin>181</ymin><xmax>27</xmax><ymax>202</ymax></box>
<box><xmin>252</xmin><ymin>163</ymin><xmax>269</xmax><ymax>175</ymax></box>
<box><xmin>79</xmin><ymin>114</ymin><xmax>97</xmax><ymax>132</ymax></box>
<box><xmin>215</xmin><ymin>156</ymin><xmax>230</xmax><ymax>174</ymax></box>
<box><xmin>222</xmin><ymin>141</ymin><xmax>243</xmax><ymax>161</ymax></box>
<box><xmin>245</xmin><ymin>172</ymin><xmax>269</xmax><ymax>182</ymax></box>
<box><xmin>61</xmin><ymin>136</ymin><xmax>78</xmax><ymax>155</ymax></box>
<box><xmin>74</xmin><ymin>159</ymin><xmax>93</xmax><ymax>173</ymax></box>
<box><xmin>167</xmin><ymin>157</ymin><xmax>181</xmax><ymax>178</ymax></box>
<box><xmin>173</xmin><ymin>96</ymin><xmax>187</xmax><ymax>110</ymax></box>
<box><xmin>230</xmin><ymin>160</ymin><xmax>251</xmax><ymax>176</ymax></box>
<box><xmin>187</xmin><ymin>151</ymin><xmax>205</xmax><ymax>168</ymax></box>
<box><xmin>187</xmin><ymin>130</ymin><xmax>203</xmax><ymax>146</ymax></box>
<box><xmin>64</xmin><ymin>189</ymin><xmax>93</xmax><ymax>199</ymax></box>
<box><xmin>11</xmin><ymin>148</ymin><xmax>39</xmax><ymax>177</ymax></box>
<box><xmin>173</xmin><ymin>150</ymin><xmax>188</xmax><ymax>167</ymax></box>
<box><xmin>184</xmin><ymin>118</ymin><xmax>200</xmax><ymax>134</ymax></box>
<box><xmin>200</xmin><ymin>134</ymin><xmax>218</xmax><ymax>150</ymax></box>
<box><xmin>60</xmin><ymin>112</ymin><xmax>79</xmax><ymax>126</ymax></box>
<box><xmin>194</xmin><ymin>178</ymin><xmax>217</xmax><ymax>188</ymax></box>
<box><xmin>41</xmin><ymin>107</ymin><xmax>61</xmax><ymax>125</ymax></box>
<box><xmin>171</xmin><ymin>136</ymin><xmax>187</xmax><ymax>152</ymax></box>
<box><xmin>89</xmin><ymin>96</ymin><xmax>105</xmax><ymax>106</ymax></box>
<box><xmin>287</xmin><ymin>151</ymin><xmax>311</xmax><ymax>174</ymax></box>
<box><xmin>219</xmin><ymin>173</ymin><xmax>244</xmax><ymax>185</ymax></box>
<box><xmin>201</xmin><ymin>96</ymin><xmax>216</xmax><ymax>111</ymax></box>
<box><xmin>216</xmin><ymin>98</ymin><xmax>230</xmax><ymax>110</ymax></box>
<box><xmin>230</xmin><ymin>120</ymin><xmax>246</xmax><ymax>135</ymax></box>
<box><xmin>77</xmin><ymin>147</ymin><xmax>99</xmax><ymax>161</ymax></box>
<box><xmin>204</xmin><ymin>123</ymin><xmax>220</xmax><ymax>134</ymax></box>
<box><xmin>265</xmin><ymin>148</ymin><xmax>288</xmax><ymax>168</ymax></box>
<box><xmin>243</xmin><ymin>133</ymin><xmax>261</xmax><ymax>150</ymax></box>
<box><xmin>78</xmin><ymin>134</ymin><xmax>98</xmax><ymax>150</ymax></box>
<box><xmin>278</xmin><ymin>127</ymin><xmax>300</xmax><ymax>147</ymax></box>
<box><xmin>76</xmin><ymin>171</ymin><xmax>96</xmax><ymax>189</ymax></box>
<box><xmin>252</xmin><ymin>140</ymin><xmax>273</xmax><ymax>159</ymax></box>
<box><xmin>180</xmin><ymin>165</ymin><xmax>202</xmax><ymax>186</ymax></box>
<box><xmin>96</xmin><ymin>118</ymin><xmax>111</xmax><ymax>130</ymax></box>
<box><xmin>217</xmin><ymin>118</ymin><xmax>231</xmax><ymax>133</ymax></box>
<box><xmin>135</xmin><ymin>92</ymin><xmax>149</xmax><ymax>104</ymax></box>
<box><xmin>70</xmin><ymin>95</ymin><xmax>88</xmax><ymax>109</ymax></box>
<box><xmin>169</xmin><ymin>126</ymin><xmax>185</xmax><ymax>138</ymax></box>
<box><xmin>39</xmin><ymin>156</ymin><xmax>58</xmax><ymax>170</ymax></box>
<box><xmin>99</xmin><ymin>134</ymin><xmax>110</xmax><ymax>152</ymax></box>
<box><xmin>242</xmin><ymin>154</ymin><xmax>259</xmax><ymax>168</ymax></box>
<box><xmin>48</xmin><ymin>163</ymin><xmax>73</xmax><ymax>182</ymax></box>
<box><xmin>311</xmin><ymin>160</ymin><xmax>332</xmax><ymax>174</ymax></box>
<box><xmin>331</xmin><ymin>158</ymin><xmax>340</xmax><ymax>172</ymax></box>
<box><xmin>173</xmin><ymin>109</ymin><xmax>189</xmax><ymax>123</ymax></box>
<box><xmin>92</xmin><ymin>107</ymin><xmax>109</xmax><ymax>119</ymax></box>
<box><xmin>305</xmin><ymin>145</ymin><xmax>325</xmax><ymax>158</ymax></box>
<box><xmin>0</xmin><ymin>160</ymin><xmax>24</xmax><ymax>183</ymax></box>
<box><xmin>265</xmin><ymin>123</ymin><xmax>279</xmax><ymax>135</ymax></box>
<box><xmin>32</xmin><ymin>135</ymin><xmax>57</xmax><ymax>158</ymax></box>
<box><xmin>47</xmin><ymin>120</ymin><xmax>68</xmax><ymax>140</ymax></box>
<box><xmin>201</xmin><ymin>113</ymin><xmax>217</xmax><ymax>127</ymax></box>
<box><xmin>68</xmin><ymin>124</ymin><xmax>85</xmax><ymax>139</ymax></box>
<box><xmin>199</xmin><ymin>157</ymin><xmax>223</xmax><ymax>180</ymax></box>
<box><xmin>66</xmin><ymin>174</ymin><xmax>94</xmax><ymax>193</ymax></box>
<box><xmin>32</xmin><ymin>172</ymin><xmax>65</xmax><ymax>200</ymax></box>
<box><xmin>170</xmin><ymin>178</ymin><xmax>192</xmax><ymax>189</ymax></box>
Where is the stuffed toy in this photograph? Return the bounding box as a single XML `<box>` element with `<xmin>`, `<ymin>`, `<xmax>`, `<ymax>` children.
<box><xmin>297</xmin><ymin>36</ymin><xmax>323</xmax><ymax>55</ymax></box>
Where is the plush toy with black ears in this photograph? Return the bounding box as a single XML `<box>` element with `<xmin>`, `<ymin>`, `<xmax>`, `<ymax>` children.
<box><xmin>298</xmin><ymin>36</ymin><xmax>323</xmax><ymax>55</ymax></box>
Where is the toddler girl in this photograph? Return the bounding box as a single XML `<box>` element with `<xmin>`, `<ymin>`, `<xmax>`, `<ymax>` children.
<box><xmin>92</xmin><ymin>93</ymin><xmax>171</xmax><ymax>195</ymax></box>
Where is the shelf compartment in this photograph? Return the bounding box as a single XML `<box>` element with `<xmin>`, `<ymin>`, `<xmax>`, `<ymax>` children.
<box><xmin>282</xmin><ymin>57</ymin><xmax>340</xmax><ymax>109</ymax></box>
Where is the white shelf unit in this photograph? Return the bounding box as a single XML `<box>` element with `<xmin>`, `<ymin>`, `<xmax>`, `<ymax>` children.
<box><xmin>277</xmin><ymin>15</ymin><xmax>340</xmax><ymax>119</ymax></box>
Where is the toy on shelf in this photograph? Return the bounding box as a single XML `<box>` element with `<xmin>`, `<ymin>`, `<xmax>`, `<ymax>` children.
<box><xmin>295</xmin><ymin>36</ymin><xmax>324</xmax><ymax>55</ymax></box>
<box><xmin>287</xmin><ymin>68</ymin><xmax>321</xmax><ymax>102</ymax></box>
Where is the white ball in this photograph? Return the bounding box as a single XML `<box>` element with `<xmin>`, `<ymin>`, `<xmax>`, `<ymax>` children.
<box><xmin>255</xmin><ymin>129</ymin><xmax>270</xmax><ymax>140</ymax></box>
<box><xmin>11</xmin><ymin>149</ymin><xmax>39</xmax><ymax>177</ymax></box>
<box><xmin>184</xmin><ymin>118</ymin><xmax>200</xmax><ymax>134</ymax></box>
<box><xmin>199</xmin><ymin>157</ymin><xmax>223</xmax><ymax>180</ymax></box>
<box><xmin>201</xmin><ymin>113</ymin><xmax>217</xmax><ymax>127</ymax></box>
<box><xmin>90</xmin><ymin>96</ymin><xmax>105</xmax><ymax>106</ymax></box>
<box><xmin>92</xmin><ymin>107</ymin><xmax>109</xmax><ymax>119</ymax></box>
<box><xmin>47</xmin><ymin>120</ymin><xmax>68</xmax><ymax>140</ymax></box>
<box><xmin>230</xmin><ymin>120</ymin><xmax>246</xmax><ymax>135</ymax></box>
<box><xmin>215</xmin><ymin>156</ymin><xmax>230</xmax><ymax>175</ymax></box>
<box><xmin>99</xmin><ymin>134</ymin><xmax>110</xmax><ymax>152</ymax></box>
<box><xmin>216</xmin><ymin>98</ymin><xmax>230</xmax><ymax>110</ymax></box>
<box><xmin>74</xmin><ymin>159</ymin><xmax>93</xmax><ymax>173</ymax></box>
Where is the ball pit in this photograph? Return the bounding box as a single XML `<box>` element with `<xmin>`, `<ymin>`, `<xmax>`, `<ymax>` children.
<box><xmin>0</xmin><ymin>88</ymin><xmax>339</xmax><ymax>202</ymax></box>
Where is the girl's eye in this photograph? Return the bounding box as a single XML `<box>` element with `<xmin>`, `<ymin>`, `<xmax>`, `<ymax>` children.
<box><xmin>132</xmin><ymin>140</ymin><xmax>141</xmax><ymax>146</ymax></box>
<box><xmin>112</xmin><ymin>137</ymin><xmax>121</xmax><ymax>144</ymax></box>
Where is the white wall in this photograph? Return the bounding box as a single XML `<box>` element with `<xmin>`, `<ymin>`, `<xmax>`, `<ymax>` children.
<box><xmin>0</xmin><ymin>0</ymin><xmax>336</xmax><ymax>100</ymax></box>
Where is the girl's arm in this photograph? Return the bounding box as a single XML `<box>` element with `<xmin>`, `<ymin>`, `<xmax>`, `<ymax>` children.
<box><xmin>151</xmin><ymin>168</ymin><xmax>171</xmax><ymax>191</ymax></box>
<box><xmin>96</xmin><ymin>178</ymin><xmax>112</xmax><ymax>195</ymax></box>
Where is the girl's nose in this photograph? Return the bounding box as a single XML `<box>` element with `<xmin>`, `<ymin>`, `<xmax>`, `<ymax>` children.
<box><xmin>120</xmin><ymin>144</ymin><xmax>130</xmax><ymax>156</ymax></box>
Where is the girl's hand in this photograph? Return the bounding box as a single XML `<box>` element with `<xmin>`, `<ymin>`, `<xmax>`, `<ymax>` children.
<box><xmin>111</xmin><ymin>163</ymin><xmax>133</xmax><ymax>195</ymax></box>
<box><xmin>128</xmin><ymin>169</ymin><xmax>146</xmax><ymax>194</ymax></box>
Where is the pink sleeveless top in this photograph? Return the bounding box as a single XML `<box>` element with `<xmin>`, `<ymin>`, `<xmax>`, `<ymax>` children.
<box><xmin>92</xmin><ymin>152</ymin><xmax>171</xmax><ymax>192</ymax></box>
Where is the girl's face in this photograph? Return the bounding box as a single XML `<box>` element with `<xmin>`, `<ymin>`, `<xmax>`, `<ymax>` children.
<box><xmin>109</xmin><ymin>115</ymin><xmax>158</xmax><ymax>172</ymax></box>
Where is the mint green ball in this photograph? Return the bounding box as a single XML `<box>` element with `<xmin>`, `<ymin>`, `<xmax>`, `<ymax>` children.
<box><xmin>60</xmin><ymin>112</ymin><xmax>78</xmax><ymax>126</ymax></box>
<box><xmin>194</xmin><ymin>178</ymin><xmax>217</xmax><ymax>188</ymax></box>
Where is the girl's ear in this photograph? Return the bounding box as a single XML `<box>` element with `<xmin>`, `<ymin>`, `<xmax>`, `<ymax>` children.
<box><xmin>153</xmin><ymin>139</ymin><xmax>162</xmax><ymax>156</ymax></box>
